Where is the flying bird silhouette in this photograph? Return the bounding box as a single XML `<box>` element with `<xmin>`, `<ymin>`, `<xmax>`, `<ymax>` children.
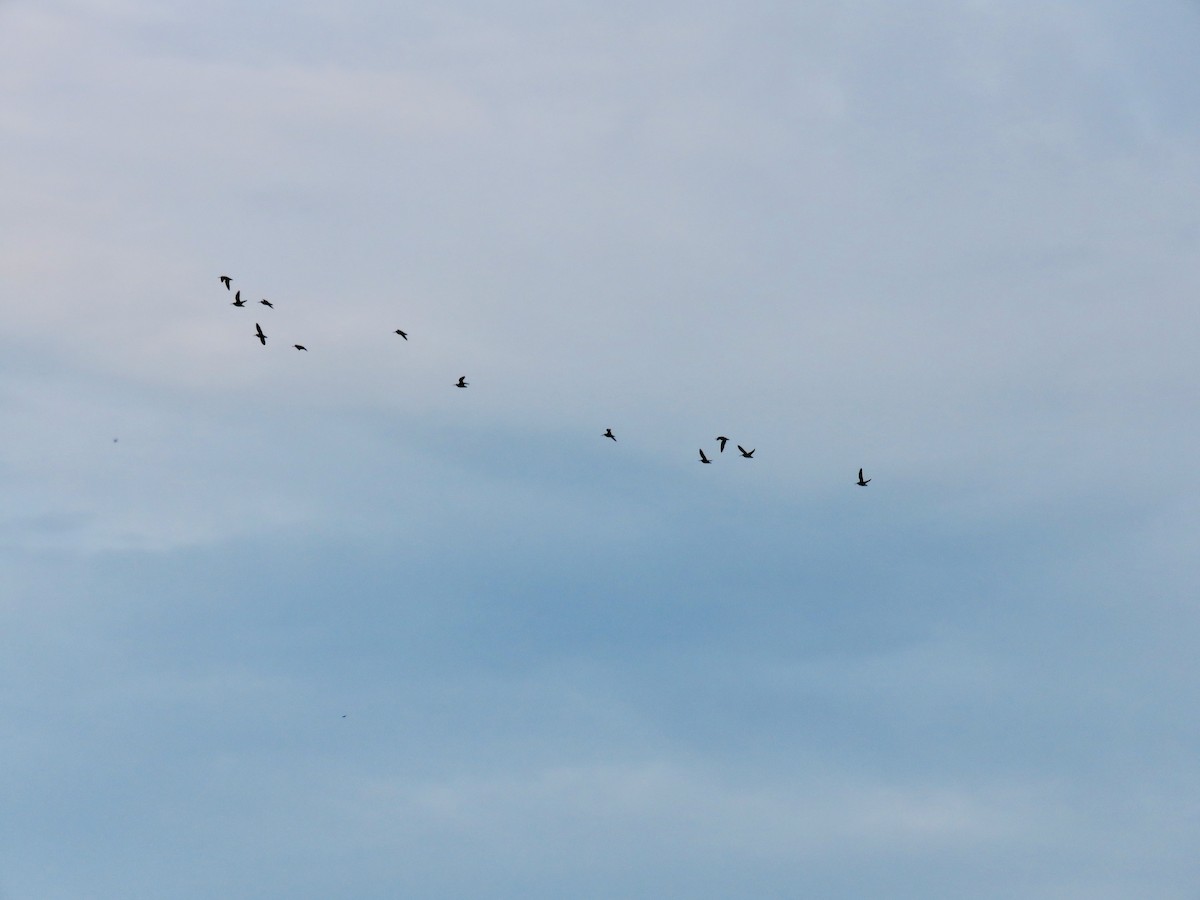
<box><xmin>394</xmin><ymin>329</ymin><xmax>408</xmax><ymax>340</ymax></box>
<box><xmin>254</xmin><ymin>323</ymin><xmax>267</xmax><ymax>345</ymax></box>
<box><xmin>219</xmin><ymin>275</ymin><xmax>231</xmax><ymax>289</ymax></box>
<box><xmin>456</xmin><ymin>376</ymin><xmax>469</xmax><ymax>388</ymax></box>
<box><xmin>737</xmin><ymin>445</ymin><xmax>755</xmax><ymax>458</ymax></box>
<box><xmin>294</xmin><ymin>344</ymin><xmax>307</xmax><ymax>351</ymax></box>
<box><xmin>857</xmin><ymin>468</ymin><xmax>871</xmax><ymax>486</ymax></box>
<box><xmin>260</xmin><ymin>298</ymin><xmax>274</xmax><ymax>309</ymax></box>
<box><xmin>603</xmin><ymin>428</ymin><xmax>616</xmax><ymax>441</ymax></box>
<box><xmin>716</xmin><ymin>436</ymin><xmax>728</xmax><ymax>453</ymax></box>
<box><xmin>232</xmin><ymin>291</ymin><xmax>245</xmax><ymax>307</ymax></box>
<box><xmin>699</xmin><ymin>448</ymin><xmax>712</xmax><ymax>464</ymax></box>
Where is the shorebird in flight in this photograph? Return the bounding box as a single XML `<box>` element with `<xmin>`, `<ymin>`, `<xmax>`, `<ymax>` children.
<box><xmin>737</xmin><ymin>445</ymin><xmax>755</xmax><ymax>458</ymax></box>
<box><xmin>699</xmin><ymin>448</ymin><xmax>712</xmax><ymax>464</ymax></box>
<box><xmin>857</xmin><ymin>468</ymin><xmax>871</xmax><ymax>486</ymax></box>
<box><xmin>219</xmin><ymin>275</ymin><xmax>231</xmax><ymax>289</ymax></box>
<box><xmin>254</xmin><ymin>323</ymin><xmax>267</xmax><ymax>346</ymax></box>
<box><xmin>603</xmin><ymin>428</ymin><xmax>616</xmax><ymax>441</ymax></box>
<box><xmin>294</xmin><ymin>344</ymin><xmax>307</xmax><ymax>351</ymax></box>
<box><xmin>716</xmin><ymin>436</ymin><xmax>728</xmax><ymax>453</ymax></box>
<box><xmin>455</xmin><ymin>376</ymin><xmax>469</xmax><ymax>388</ymax></box>
<box><xmin>232</xmin><ymin>291</ymin><xmax>245</xmax><ymax>307</ymax></box>
<box><xmin>394</xmin><ymin>329</ymin><xmax>408</xmax><ymax>340</ymax></box>
<box><xmin>259</xmin><ymin>298</ymin><xmax>274</xmax><ymax>309</ymax></box>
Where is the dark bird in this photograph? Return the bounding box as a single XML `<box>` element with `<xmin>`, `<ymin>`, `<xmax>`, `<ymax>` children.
<box><xmin>857</xmin><ymin>468</ymin><xmax>871</xmax><ymax>486</ymax></box>
<box><xmin>260</xmin><ymin>298</ymin><xmax>274</xmax><ymax>309</ymax></box>
<box><xmin>699</xmin><ymin>448</ymin><xmax>712</xmax><ymax>464</ymax></box>
<box><xmin>394</xmin><ymin>329</ymin><xmax>408</xmax><ymax>340</ymax></box>
<box><xmin>456</xmin><ymin>376</ymin><xmax>468</xmax><ymax>388</ymax></box>
<box><xmin>737</xmin><ymin>445</ymin><xmax>755</xmax><ymax>458</ymax></box>
<box><xmin>254</xmin><ymin>323</ymin><xmax>267</xmax><ymax>346</ymax></box>
<box><xmin>716</xmin><ymin>436</ymin><xmax>729</xmax><ymax>453</ymax></box>
<box><xmin>603</xmin><ymin>428</ymin><xmax>616</xmax><ymax>441</ymax></box>
<box><xmin>232</xmin><ymin>291</ymin><xmax>245</xmax><ymax>307</ymax></box>
<box><xmin>294</xmin><ymin>344</ymin><xmax>307</xmax><ymax>351</ymax></box>
<box><xmin>219</xmin><ymin>275</ymin><xmax>231</xmax><ymax>289</ymax></box>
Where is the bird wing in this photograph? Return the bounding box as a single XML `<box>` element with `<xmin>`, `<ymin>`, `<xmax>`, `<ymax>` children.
<box><xmin>699</xmin><ymin>449</ymin><xmax>708</xmax><ymax>461</ymax></box>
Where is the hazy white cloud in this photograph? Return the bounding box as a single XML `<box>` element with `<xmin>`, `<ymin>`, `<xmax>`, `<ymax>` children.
<box><xmin>3</xmin><ymin>0</ymin><xmax>1200</xmax><ymax>895</ymax></box>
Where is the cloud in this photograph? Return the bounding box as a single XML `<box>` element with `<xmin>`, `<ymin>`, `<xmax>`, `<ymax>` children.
<box><xmin>3</xmin><ymin>0</ymin><xmax>1200</xmax><ymax>896</ymax></box>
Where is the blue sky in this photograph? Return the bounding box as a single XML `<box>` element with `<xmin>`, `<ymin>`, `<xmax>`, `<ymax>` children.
<box><xmin>3</xmin><ymin>0</ymin><xmax>1200</xmax><ymax>896</ymax></box>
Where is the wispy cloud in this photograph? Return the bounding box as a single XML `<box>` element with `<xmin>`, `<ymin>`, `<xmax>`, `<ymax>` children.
<box><xmin>3</xmin><ymin>0</ymin><xmax>1200</xmax><ymax>895</ymax></box>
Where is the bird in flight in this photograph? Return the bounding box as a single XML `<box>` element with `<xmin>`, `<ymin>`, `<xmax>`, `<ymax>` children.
<box><xmin>737</xmin><ymin>445</ymin><xmax>755</xmax><ymax>458</ymax></box>
<box><xmin>219</xmin><ymin>275</ymin><xmax>231</xmax><ymax>289</ymax></box>
<box><xmin>394</xmin><ymin>329</ymin><xmax>408</xmax><ymax>340</ymax></box>
<box><xmin>260</xmin><ymin>298</ymin><xmax>274</xmax><ymax>309</ymax></box>
<box><xmin>857</xmin><ymin>468</ymin><xmax>871</xmax><ymax>486</ymax></box>
<box><xmin>716</xmin><ymin>436</ymin><xmax>729</xmax><ymax>453</ymax></box>
<box><xmin>294</xmin><ymin>344</ymin><xmax>307</xmax><ymax>351</ymax></box>
<box><xmin>699</xmin><ymin>448</ymin><xmax>712</xmax><ymax>464</ymax></box>
<box><xmin>254</xmin><ymin>323</ymin><xmax>267</xmax><ymax>345</ymax></box>
<box><xmin>232</xmin><ymin>291</ymin><xmax>245</xmax><ymax>307</ymax></box>
<box><xmin>456</xmin><ymin>376</ymin><xmax>469</xmax><ymax>388</ymax></box>
<box><xmin>603</xmin><ymin>428</ymin><xmax>616</xmax><ymax>441</ymax></box>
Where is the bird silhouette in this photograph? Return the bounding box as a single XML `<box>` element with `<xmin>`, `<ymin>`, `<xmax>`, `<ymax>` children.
<box><xmin>254</xmin><ymin>323</ymin><xmax>267</xmax><ymax>345</ymax></box>
<box><xmin>260</xmin><ymin>298</ymin><xmax>274</xmax><ymax>309</ymax></box>
<box><xmin>857</xmin><ymin>468</ymin><xmax>871</xmax><ymax>486</ymax></box>
<box><xmin>699</xmin><ymin>448</ymin><xmax>712</xmax><ymax>464</ymax></box>
<box><xmin>716</xmin><ymin>436</ymin><xmax>728</xmax><ymax>453</ymax></box>
<box><xmin>456</xmin><ymin>376</ymin><xmax>468</xmax><ymax>388</ymax></box>
<box><xmin>394</xmin><ymin>329</ymin><xmax>408</xmax><ymax>340</ymax></box>
<box><xmin>219</xmin><ymin>275</ymin><xmax>231</xmax><ymax>289</ymax></box>
<box><xmin>294</xmin><ymin>344</ymin><xmax>307</xmax><ymax>351</ymax></box>
<box><xmin>232</xmin><ymin>291</ymin><xmax>245</xmax><ymax>307</ymax></box>
<box><xmin>603</xmin><ymin>428</ymin><xmax>616</xmax><ymax>441</ymax></box>
<box><xmin>737</xmin><ymin>445</ymin><xmax>755</xmax><ymax>458</ymax></box>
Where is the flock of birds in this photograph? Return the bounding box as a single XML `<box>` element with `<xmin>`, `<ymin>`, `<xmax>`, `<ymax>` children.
<box><xmin>218</xmin><ymin>274</ymin><xmax>872</xmax><ymax>486</ymax></box>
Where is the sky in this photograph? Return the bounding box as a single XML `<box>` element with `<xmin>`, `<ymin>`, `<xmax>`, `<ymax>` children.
<box><xmin>2</xmin><ymin>0</ymin><xmax>1200</xmax><ymax>896</ymax></box>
